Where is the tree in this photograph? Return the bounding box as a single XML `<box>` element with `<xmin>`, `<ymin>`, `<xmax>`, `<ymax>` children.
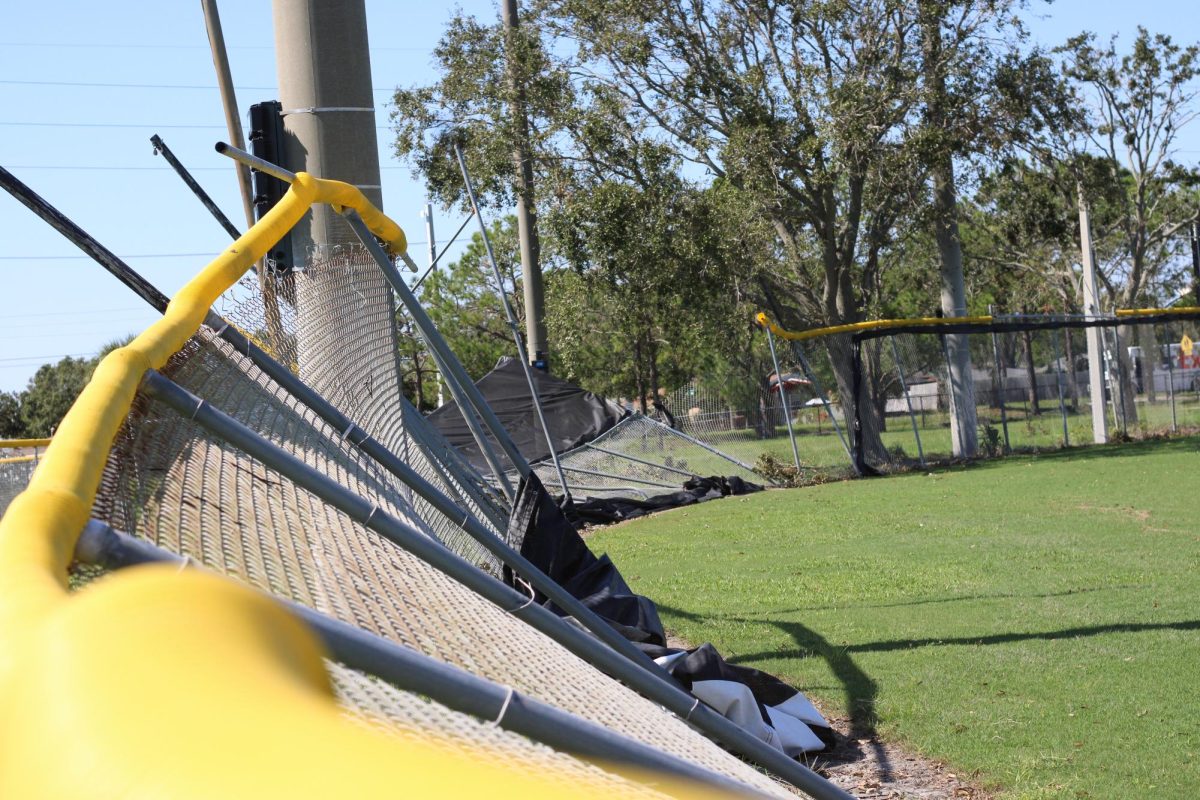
<box><xmin>0</xmin><ymin>392</ymin><xmax>22</xmax><ymax>438</ymax></box>
<box><xmin>396</xmin><ymin>218</ymin><xmax>524</xmax><ymax>410</ymax></box>
<box><xmin>18</xmin><ymin>356</ymin><xmax>95</xmax><ymax>438</ymax></box>
<box><xmin>1061</xmin><ymin>28</ymin><xmax>1200</xmax><ymax>422</ymax></box>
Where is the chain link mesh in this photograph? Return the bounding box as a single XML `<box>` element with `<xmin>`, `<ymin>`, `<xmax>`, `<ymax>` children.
<box><xmin>0</xmin><ymin>442</ymin><xmax>45</xmax><ymax>516</ymax></box>
<box><xmin>84</xmin><ymin>325</ymin><xmax>794</xmax><ymax>793</ymax></box>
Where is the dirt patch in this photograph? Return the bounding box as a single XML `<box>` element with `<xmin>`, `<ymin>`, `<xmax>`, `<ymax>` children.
<box><xmin>803</xmin><ymin>713</ymin><xmax>991</xmax><ymax>799</ymax></box>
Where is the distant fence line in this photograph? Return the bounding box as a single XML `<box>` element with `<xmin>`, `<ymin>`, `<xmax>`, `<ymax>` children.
<box><xmin>653</xmin><ymin>310</ymin><xmax>1200</xmax><ymax>482</ymax></box>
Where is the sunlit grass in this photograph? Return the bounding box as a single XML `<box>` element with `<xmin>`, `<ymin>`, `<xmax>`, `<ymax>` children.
<box><xmin>590</xmin><ymin>436</ymin><xmax>1200</xmax><ymax>799</ymax></box>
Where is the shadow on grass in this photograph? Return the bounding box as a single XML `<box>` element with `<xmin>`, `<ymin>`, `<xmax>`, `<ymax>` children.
<box><xmin>734</xmin><ymin>582</ymin><xmax>1150</xmax><ymax>616</ymax></box>
<box><xmin>662</xmin><ymin>601</ymin><xmax>1200</xmax><ymax>780</ymax></box>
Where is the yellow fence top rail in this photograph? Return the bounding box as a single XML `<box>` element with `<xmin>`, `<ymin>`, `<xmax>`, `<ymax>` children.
<box><xmin>0</xmin><ymin>438</ymin><xmax>52</xmax><ymax>449</ymax></box>
<box><xmin>756</xmin><ymin>306</ymin><xmax>1200</xmax><ymax>342</ymax></box>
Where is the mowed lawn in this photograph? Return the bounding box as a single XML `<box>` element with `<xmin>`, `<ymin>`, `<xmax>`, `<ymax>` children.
<box><xmin>589</xmin><ymin>436</ymin><xmax>1200</xmax><ymax>799</ymax></box>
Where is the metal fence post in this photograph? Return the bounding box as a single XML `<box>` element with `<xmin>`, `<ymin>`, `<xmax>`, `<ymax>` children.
<box><xmin>988</xmin><ymin>315</ymin><xmax>1011</xmax><ymax>454</ymax></box>
<box><xmin>1163</xmin><ymin>325</ymin><xmax>1178</xmax><ymax>432</ymax></box>
<box><xmin>888</xmin><ymin>334</ymin><xmax>925</xmax><ymax>468</ymax></box>
<box><xmin>1050</xmin><ymin>329</ymin><xmax>1070</xmax><ymax>447</ymax></box>
<box><xmin>790</xmin><ymin>341</ymin><xmax>857</xmax><ymax>474</ymax></box>
<box><xmin>764</xmin><ymin>324</ymin><xmax>801</xmax><ymax>473</ymax></box>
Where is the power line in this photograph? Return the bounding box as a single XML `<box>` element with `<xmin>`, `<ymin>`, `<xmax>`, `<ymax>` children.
<box><xmin>0</xmin><ymin>78</ymin><xmax>395</xmax><ymax>92</ymax></box>
<box><xmin>0</xmin><ymin>42</ymin><xmax>431</xmax><ymax>53</ymax></box>
<box><xmin>0</xmin><ymin>240</ymin><xmax>451</xmax><ymax>260</ymax></box>
<box><xmin>0</xmin><ymin>307</ymin><xmax>147</xmax><ymax>319</ymax></box>
<box><xmin>0</xmin><ymin>79</ymin><xmax>275</xmax><ymax>91</ymax></box>
<box><xmin>0</xmin><ymin>252</ymin><xmax>218</xmax><ymax>261</ymax></box>
<box><xmin>3</xmin><ymin>165</ymin><xmax>407</xmax><ymax>172</ymax></box>
<box><xmin>0</xmin><ymin>121</ymin><xmax>391</xmax><ymax>131</ymax></box>
<box><xmin>0</xmin><ymin>353</ymin><xmax>96</xmax><ymax>365</ymax></box>
<box><xmin>0</xmin><ymin>121</ymin><xmax>226</xmax><ymax>130</ymax></box>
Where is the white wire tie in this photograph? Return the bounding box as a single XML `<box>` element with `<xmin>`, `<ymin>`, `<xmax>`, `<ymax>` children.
<box><xmin>281</xmin><ymin>106</ymin><xmax>375</xmax><ymax>115</ymax></box>
<box><xmin>213</xmin><ymin>320</ymin><xmax>230</xmax><ymax>336</ymax></box>
<box><xmin>189</xmin><ymin>399</ymin><xmax>206</xmax><ymax>421</ymax></box>
<box><xmin>508</xmin><ymin>577</ymin><xmax>535</xmax><ymax>614</ymax></box>
<box><xmin>684</xmin><ymin>697</ymin><xmax>701</xmax><ymax>721</ymax></box>
<box><xmin>363</xmin><ymin>505</ymin><xmax>380</xmax><ymax>527</ymax></box>
<box><xmin>491</xmin><ymin>686</ymin><xmax>515</xmax><ymax>726</ymax></box>
<box><xmin>176</xmin><ymin>553</ymin><xmax>193</xmax><ymax>573</ymax></box>
<box><xmin>342</xmin><ymin>422</ymin><xmax>356</xmax><ymax>439</ymax></box>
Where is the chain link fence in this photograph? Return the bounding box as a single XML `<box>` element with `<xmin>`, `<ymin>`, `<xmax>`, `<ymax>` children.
<box><xmin>661</xmin><ymin>313</ymin><xmax>1200</xmax><ymax>484</ymax></box>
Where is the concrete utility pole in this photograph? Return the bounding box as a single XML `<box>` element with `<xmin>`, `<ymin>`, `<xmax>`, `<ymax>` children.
<box><xmin>273</xmin><ymin>0</ymin><xmax>398</xmax><ymax>432</ymax></box>
<box><xmin>1078</xmin><ymin>184</ymin><xmax>1108</xmax><ymax>445</ymax></box>
<box><xmin>500</xmin><ymin>0</ymin><xmax>548</xmax><ymax>372</ymax></box>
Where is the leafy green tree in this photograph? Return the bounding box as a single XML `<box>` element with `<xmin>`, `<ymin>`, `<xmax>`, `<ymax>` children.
<box><xmin>396</xmin><ymin>219</ymin><xmax>523</xmax><ymax>410</ymax></box>
<box><xmin>18</xmin><ymin>357</ymin><xmax>95</xmax><ymax>437</ymax></box>
<box><xmin>0</xmin><ymin>392</ymin><xmax>23</xmax><ymax>438</ymax></box>
<box><xmin>1059</xmin><ymin>28</ymin><xmax>1200</xmax><ymax>421</ymax></box>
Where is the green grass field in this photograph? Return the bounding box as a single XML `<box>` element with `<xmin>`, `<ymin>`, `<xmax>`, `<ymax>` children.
<box><xmin>589</xmin><ymin>436</ymin><xmax>1200</xmax><ymax>799</ymax></box>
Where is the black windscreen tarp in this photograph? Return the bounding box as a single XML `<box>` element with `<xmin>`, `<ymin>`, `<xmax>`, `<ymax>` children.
<box><xmin>427</xmin><ymin>357</ymin><xmax>628</xmax><ymax>473</ymax></box>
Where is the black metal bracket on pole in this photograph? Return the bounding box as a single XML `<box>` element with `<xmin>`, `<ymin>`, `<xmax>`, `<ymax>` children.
<box><xmin>151</xmin><ymin>134</ymin><xmax>242</xmax><ymax>241</ymax></box>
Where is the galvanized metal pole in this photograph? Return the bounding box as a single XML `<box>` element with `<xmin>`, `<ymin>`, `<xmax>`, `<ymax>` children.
<box><xmin>1164</xmin><ymin>326</ymin><xmax>1178</xmax><ymax>432</ymax></box>
<box><xmin>583</xmin><ymin>444</ymin><xmax>703</xmax><ymax>481</ymax></box>
<box><xmin>789</xmin><ymin>341</ymin><xmax>857</xmax><ymax>474</ymax></box>
<box><xmin>988</xmin><ymin>321</ymin><xmax>1011</xmax><ymax>454</ymax></box>
<box><xmin>151</xmin><ymin>134</ymin><xmax>242</xmax><ymax>240</ymax></box>
<box><xmin>764</xmin><ymin>324</ymin><xmax>802</xmax><ymax>473</ymax></box>
<box><xmin>1049</xmin><ymin>329</ymin><xmax>1070</xmax><ymax>447</ymax></box>
<box><xmin>340</xmin><ymin>208</ymin><xmax>522</xmax><ymax>500</ymax></box>
<box><xmin>451</xmin><ymin>145</ymin><xmax>570</xmax><ymax>500</ymax></box>
<box><xmin>888</xmin><ymin>335</ymin><xmax>925</xmax><ymax>467</ymax></box>
<box><xmin>421</xmin><ymin>203</ymin><xmax>445</xmax><ymax>408</ymax></box>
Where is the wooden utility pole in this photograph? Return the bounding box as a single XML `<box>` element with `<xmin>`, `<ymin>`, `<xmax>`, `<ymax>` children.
<box><xmin>500</xmin><ymin>0</ymin><xmax>548</xmax><ymax>372</ymax></box>
<box><xmin>1078</xmin><ymin>184</ymin><xmax>1108</xmax><ymax>444</ymax></box>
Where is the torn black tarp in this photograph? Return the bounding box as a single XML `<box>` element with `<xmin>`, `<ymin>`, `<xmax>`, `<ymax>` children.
<box><xmin>564</xmin><ymin>475</ymin><xmax>762</xmax><ymax>527</ymax></box>
<box><xmin>510</xmin><ymin>474</ymin><xmax>831</xmax><ymax>755</ymax></box>
<box><xmin>428</xmin><ymin>356</ymin><xmax>627</xmax><ymax>473</ymax></box>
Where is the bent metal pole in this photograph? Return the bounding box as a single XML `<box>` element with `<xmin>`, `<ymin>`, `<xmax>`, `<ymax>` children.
<box><xmin>452</xmin><ymin>143</ymin><xmax>571</xmax><ymax>501</ymax></box>
<box><xmin>140</xmin><ymin>370</ymin><xmax>854</xmax><ymax>800</ymax></box>
<box><xmin>73</xmin><ymin>520</ymin><xmax>778</xmax><ymax>800</ymax></box>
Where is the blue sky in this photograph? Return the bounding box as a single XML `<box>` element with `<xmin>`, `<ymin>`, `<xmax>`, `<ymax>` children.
<box><xmin>1</xmin><ymin>0</ymin><xmax>1196</xmax><ymax>391</ymax></box>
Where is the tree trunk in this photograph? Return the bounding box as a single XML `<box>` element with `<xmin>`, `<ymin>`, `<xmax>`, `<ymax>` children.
<box><xmin>1064</xmin><ymin>328</ymin><xmax>1079</xmax><ymax>413</ymax></box>
<box><xmin>1138</xmin><ymin>323</ymin><xmax>1158</xmax><ymax>404</ymax></box>
<box><xmin>1115</xmin><ymin>323</ymin><xmax>1141</xmax><ymax>425</ymax></box>
<box><xmin>824</xmin><ymin>333</ymin><xmax>887</xmax><ymax>468</ymax></box>
<box><xmin>1021</xmin><ymin>325</ymin><xmax>1040</xmax><ymax>416</ymax></box>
